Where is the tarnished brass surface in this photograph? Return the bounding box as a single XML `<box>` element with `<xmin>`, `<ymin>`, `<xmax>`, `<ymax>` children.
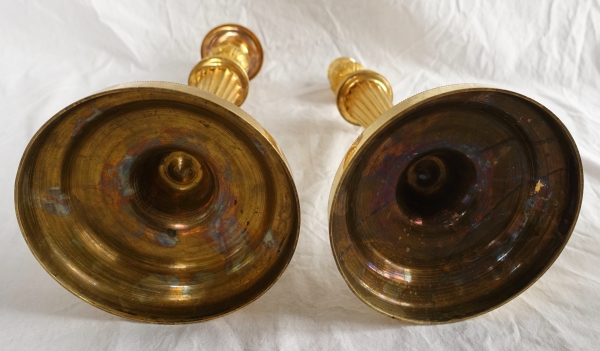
<box><xmin>15</xmin><ymin>26</ymin><xmax>299</xmax><ymax>324</ymax></box>
<box><xmin>328</xmin><ymin>58</ymin><xmax>583</xmax><ymax>324</ymax></box>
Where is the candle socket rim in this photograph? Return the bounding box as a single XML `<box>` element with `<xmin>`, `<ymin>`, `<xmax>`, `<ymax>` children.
<box><xmin>201</xmin><ymin>24</ymin><xmax>264</xmax><ymax>80</ymax></box>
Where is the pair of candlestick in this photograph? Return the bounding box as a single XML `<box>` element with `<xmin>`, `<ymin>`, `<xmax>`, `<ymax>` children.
<box><xmin>15</xmin><ymin>24</ymin><xmax>582</xmax><ymax>324</ymax></box>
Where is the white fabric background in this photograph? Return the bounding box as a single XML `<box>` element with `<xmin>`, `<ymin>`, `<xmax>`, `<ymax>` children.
<box><xmin>1</xmin><ymin>0</ymin><xmax>599</xmax><ymax>350</ymax></box>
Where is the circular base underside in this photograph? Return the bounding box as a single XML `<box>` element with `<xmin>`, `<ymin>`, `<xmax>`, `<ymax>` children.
<box><xmin>330</xmin><ymin>86</ymin><xmax>582</xmax><ymax>323</ymax></box>
<box><xmin>15</xmin><ymin>82</ymin><xmax>299</xmax><ymax>323</ymax></box>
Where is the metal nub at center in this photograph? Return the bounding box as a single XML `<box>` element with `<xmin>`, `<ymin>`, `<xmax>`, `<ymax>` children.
<box><xmin>159</xmin><ymin>151</ymin><xmax>203</xmax><ymax>191</ymax></box>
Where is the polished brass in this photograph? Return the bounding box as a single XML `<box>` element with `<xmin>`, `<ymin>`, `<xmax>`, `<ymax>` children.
<box><xmin>328</xmin><ymin>57</ymin><xmax>583</xmax><ymax>324</ymax></box>
<box><xmin>15</xmin><ymin>25</ymin><xmax>299</xmax><ymax>324</ymax></box>
<box><xmin>328</xmin><ymin>57</ymin><xmax>392</xmax><ymax>127</ymax></box>
<box><xmin>188</xmin><ymin>24</ymin><xmax>263</xmax><ymax>106</ymax></box>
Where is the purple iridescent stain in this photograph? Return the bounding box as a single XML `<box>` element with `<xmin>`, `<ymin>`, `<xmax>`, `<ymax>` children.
<box><xmin>41</xmin><ymin>187</ymin><xmax>71</xmax><ymax>216</ymax></box>
<box><xmin>72</xmin><ymin>107</ymin><xmax>102</xmax><ymax>138</ymax></box>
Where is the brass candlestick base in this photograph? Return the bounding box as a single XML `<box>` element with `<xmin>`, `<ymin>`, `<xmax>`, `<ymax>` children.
<box><xmin>15</xmin><ymin>25</ymin><xmax>299</xmax><ymax>324</ymax></box>
<box><xmin>327</xmin><ymin>58</ymin><xmax>583</xmax><ymax>324</ymax></box>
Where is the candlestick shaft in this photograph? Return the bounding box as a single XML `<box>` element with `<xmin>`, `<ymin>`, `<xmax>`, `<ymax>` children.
<box><xmin>188</xmin><ymin>25</ymin><xmax>263</xmax><ymax>106</ymax></box>
<box><xmin>328</xmin><ymin>57</ymin><xmax>393</xmax><ymax>128</ymax></box>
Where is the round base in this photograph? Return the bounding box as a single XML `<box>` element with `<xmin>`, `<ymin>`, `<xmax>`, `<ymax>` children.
<box><xmin>329</xmin><ymin>85</ymin><xmax>583</xmax><ymax>324</ymax></box>
<box><xmin>201</xmin><ymin>24</ymin><xmax>263</xmax><ymax>80</ymax></box>
<box><xmin>15</xmin><ymin>82</ymin><xmax>299</xmax><ymax>323</ymax></box>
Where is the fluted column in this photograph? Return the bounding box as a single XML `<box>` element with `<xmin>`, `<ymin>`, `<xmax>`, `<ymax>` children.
<box><xmin>328</xmin><ymin>57</ymin><xmax>393</xmax><ymax>128</ymax></box>
<box><xmin>188</xmin><ymin>25</ymin><xmax>263</xmax><ymax>106</ymax></box>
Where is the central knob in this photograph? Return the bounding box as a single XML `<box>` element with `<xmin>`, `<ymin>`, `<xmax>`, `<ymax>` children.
<box><xmin>159</xmin><ymin>151</ymin><xmax>203</xmax><ymax>191</ymax></box>
<box><xmin>129</xmin><ymin>148</ymin><xmax>218</xmax><ymax>227</ymax></box>
<box><xmin>397</xmin><ymin>149</ymin><xmax>477</xmax><ymax>219</ymax></box>
<box><xmin>406</xmin><ymin>156</ymin><xmax>447</xmax><ymax>195</ymax></box>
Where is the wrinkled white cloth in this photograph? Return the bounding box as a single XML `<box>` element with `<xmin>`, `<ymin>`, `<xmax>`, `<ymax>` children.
<box><xmin>1</xmin><ymin>0</ymin><xmax>599</xmax><ymax>350</ymax></box>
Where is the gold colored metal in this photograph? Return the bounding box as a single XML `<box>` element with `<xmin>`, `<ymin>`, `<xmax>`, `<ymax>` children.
<box><xmin>328</xmin><ymin>57</ymin><xmax>393</xmax><ymax>127</ymax></box>
<box><xmin>328</xmin><ymin>58</ymin><xmax>583</xmax><ymax>324</ymax></box>
<box><xmin>188</xmin><ymin>24</ymin><xmax>263</xmax><ymax>106</ymax></box>
<box><xmin>15</xmin><ymin>25</ymin><xmax>299</xmax><ymax>324</ymax></box>
<box><xmin>158</xmin><ymin>151</ymin><xmax>204</xmax><ymax>192</ymax></box>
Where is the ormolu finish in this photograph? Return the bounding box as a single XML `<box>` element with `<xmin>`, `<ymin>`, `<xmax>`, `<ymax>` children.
<box><xmin>328</xmin><ymin>59</ymin><xmax>583</xmax><ymax>324</ymax></box>
<box><xmin>15</xmin><ymin>26</ymin><xmax>299</xmax><ymax>323</ymax></box>
<box><xmin>188</xmin><ymin>24</ymin><xmax>263</xmax><ymax>106</ymax></box>
<box><xmin>329</xmin><ymin>57</ymin><xmax>393</xmax><ymax>127</ymax></box>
